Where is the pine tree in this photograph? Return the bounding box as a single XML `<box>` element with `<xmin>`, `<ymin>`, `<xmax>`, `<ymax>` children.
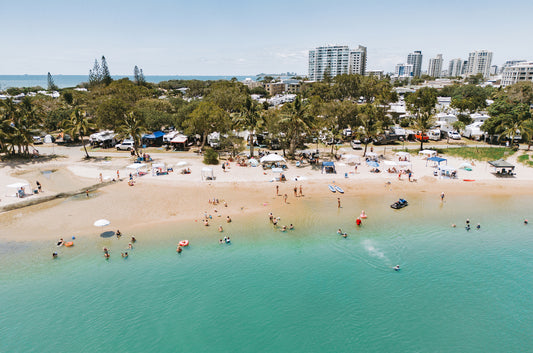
<box><xmin>133</xmin><ymin>65</ymin><xmax>140</xmax><ymax>85</ymax></box>
<box><xmin>139</xmin><ymin>69</ymin><xmax>146</xmax><ymax>86</ymax></box>
<box><xmin>101</xmin><ymin>56</ymin><xmax>112</xmax><ymax>86</ymax></box>
<box><xmin>47</xmin><ymin>72</ymin><xmax>58</xmax><ymax>91</ymax></box>
<box><xmin>88</xmin><ymin>59</ymin><xmax>101</xmax><ymax>87</ymax></box>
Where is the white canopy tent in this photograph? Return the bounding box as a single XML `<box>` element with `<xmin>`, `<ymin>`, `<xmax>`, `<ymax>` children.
<box><xmin>260</xmin><ymin>154</ymin><xmax>286</xmax><ymax>163</ymax></box>
<box><xmin>201</xmin><ymin>167</ymin><xmax>214</xmax><ymax>181</ymax></box>
<box><xmin>395</xmin><ymin>151</ymin><xmax>411</xmax><ymax>161</ymax></box>
<box><xmin>419</xmin><ymin>150</ymin><xmax>437</xmax><ymax>158</ymax></box>
<box><xmin>126</xmin><ymin>163</ymin><xmax>147</xmax><ymax>176</ymax></box>
<box><xmin>176</xmin><ymin>161</ymin><xmax>189</xmax><ymax>167</ymax></box>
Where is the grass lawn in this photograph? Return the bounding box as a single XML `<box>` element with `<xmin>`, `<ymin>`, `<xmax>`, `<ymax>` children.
<box><xmin>517</xmin><ymin>153</ymin><xmax>533</xmax><ymax>167</ymax></box>
<box><xmin>436</xmin><ymin>147</ymin><xmax>515</xmax><ymax>161</ymax></box>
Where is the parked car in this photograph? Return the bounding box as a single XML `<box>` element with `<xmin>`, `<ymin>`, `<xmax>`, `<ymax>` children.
<box><xmin>116</xmin><ymin>140</ymin><xmax>135</xmax><ymax>151</ymax></box>
<box><xmin>415</xmin><ymin>132</ymin><xmax>429</xmax><ymax>141</ymax></box>
<box><xmin>351</xmin><ymin>140</ymin><xmax>362</xmax><ymax>149</ymax></box>
<box><xmin>448</xmin><ymin>131</ymin><xmax>461</xmax><ymax>140</ymax></box>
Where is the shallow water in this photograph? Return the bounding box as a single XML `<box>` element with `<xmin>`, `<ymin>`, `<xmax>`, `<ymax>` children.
<box><xmin>1</xmin><ymin>195</ymin><xmax>532</xmax><ymax>352</ymax></box>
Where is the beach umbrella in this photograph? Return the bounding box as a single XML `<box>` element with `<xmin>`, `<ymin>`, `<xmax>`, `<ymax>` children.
<box><xmin>367</xmin><ymin>161</ymin><xmax>379</xmax><ymax>168</ymax></box>
<box><xmin>94</xmin><ymin>219</ymin><xmax>110</xmax><ymax>227</ymax></box>
<box><xmin>176</xmin><ymin>161</ymin><xmax>189</xmax><ymax>167</ymax></box>
<box><xmin>94</xmin><ymin>219</ymin><xmax>113</xmax><ymax>237</ymax></box>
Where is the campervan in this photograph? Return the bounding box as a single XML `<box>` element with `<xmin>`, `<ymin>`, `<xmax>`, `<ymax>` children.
<box><xmin>463</xmin><ymin>122</ymin><xmax>484</xmax><ymax>140</ymax></box>
<box><xmin>428</xmin><ymin>129</ymin><xmax>441</xmax><ymax>141</ymax></box>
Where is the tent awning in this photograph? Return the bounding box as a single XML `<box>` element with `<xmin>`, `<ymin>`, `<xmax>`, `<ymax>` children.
<box><xmin>143</xmin><ymin>131</ymin><xmax>165</xmax><ymax>139</ymax></box>
<box><xmin>171</xmin><ymin>135</ymin><xmax>187</xmax><ymax>143</ymax></box>
<box><xmin>7</xmin><ymin>182</ymin><xmax>30</xmax><ymax>188</ymax></box>
<box><xmin>488</xmin><ymin>159</ymin><xmax>515</xmax><ymax>169</ymax></box>
<box><xmin>428</xmin><ymin>156</ymin><xmax>447</xmax><ymax>163</ymax></box>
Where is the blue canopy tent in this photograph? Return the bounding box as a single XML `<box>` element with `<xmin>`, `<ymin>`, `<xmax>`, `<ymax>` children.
<box><xmin>426</xmin><ymin>156</ymin><xmax>447</xmax><ymax>167</ymax></box>
<box><xmin>321</xmin><ymin>161</ymin><xmax>336</xmax><ymax>174</ymax></box>
<box><xmin>142</xmin><ymin>131</ymin><xmax>165</xmax><ymax>147</ymax></box>
<box><xmin>367</xmin><ymin>160</ymin><xmax>380</xmax><ymax>168</ymax></box>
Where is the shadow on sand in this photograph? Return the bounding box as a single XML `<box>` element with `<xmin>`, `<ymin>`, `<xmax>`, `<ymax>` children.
<box><xmin>100</xmin><ymin>231</ymin><xmax>116</xmax><ymax>238</ymax></box>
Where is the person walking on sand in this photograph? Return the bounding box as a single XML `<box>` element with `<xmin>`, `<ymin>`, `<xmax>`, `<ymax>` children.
<box><xmin>99</xmin><ymin>173</ymin><xmax>103</xmax><ymax>183</ymax></box>
<box><xmin>283</xmin><ymin>194</ymin><xmax>288</xmax><ymax>203</ymax></box>
<box><xmin>299</xmin><ymin>185</ymin><xmax>303</xmax><ymax>197</ymax></box>
<box><xmin>117</xmin><ymin>170</ymin><xmax>120</xmax><ymax>179</ymax></box>
<box><xmin>293</xmin><ymin>186</ymin><xmax>297</xmax><ymax>197</ymax></box>
<box><xmin>36</xmin><ymin>181</ymin><xmax>42</xmax><ymax>192</ymax></box>
<box><xmin>276</xmin><ymin>185</ymin><xmax>279</xmax><ymax>196</ymax></box>
<box><xmin>408</xmin><ymin>172</ymin><xmax>412</xmax><ymax>182</ymax></box>
<box><xmin>86</xmin><ymin>189</ymin><xmax>89</xmax><ymax>198</ymax></box>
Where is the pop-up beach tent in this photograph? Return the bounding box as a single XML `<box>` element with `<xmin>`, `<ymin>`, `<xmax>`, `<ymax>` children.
<box><xmin>426</xmin><ymin>156</ymin><xmax>447</xmax><ymax>166</ymax></box>
<box><xmin>260</xmin><ymin>154</ymin><xmax>286</xmax><ymax>164</ymax></box>
<box><xmin>321</xmin><ymin>161</ymin><xmax>336</xmax><ymax>174</ymax></box>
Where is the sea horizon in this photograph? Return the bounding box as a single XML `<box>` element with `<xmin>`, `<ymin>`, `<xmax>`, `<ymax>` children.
<box><xmin>0</xmin><ymin>74</ymin><xmax>278</xmax><ymax>90</ymax></box>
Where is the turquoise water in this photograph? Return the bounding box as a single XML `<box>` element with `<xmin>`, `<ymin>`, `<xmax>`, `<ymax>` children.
<box><xmin>1</xmin><ymin>195</ymin><xmax>533</xmax><ymax>352</ymax></box>
<box><xmin>0</xmin><ymin>75</ymin><xmax>253</xmax><ymax>89</ymax></box>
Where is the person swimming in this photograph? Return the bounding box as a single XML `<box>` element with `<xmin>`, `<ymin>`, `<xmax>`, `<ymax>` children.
<box><xmin>176</xmin><ymin>246</ymin><xmax>182</xmax><ymax>253</ymax></box>
<box><xmin>342</xmin><ymin>233</ymin><xmax>347</xmax><ymax>238</ymax></box>
<box><xmin>131</xmin><ymin>236</ymin><xmax>136</xmax><ymax>243</ymax></box>
<box><xmin>225</xmin><ymin>237</ymin><xmax>231</xmax><ymax>244</ymax></box>
<box><xmin>122</xmin><ymin>252</ymin><xmax>128</xmax><ymax>258</ymax></box>
<box><xmin>476</xmin><ymin>223</ymin><xmax>481</xmax><ymax>230</ymax></box>
<box><xmin>394</xmin><ymin>265</ymin><xmax>400</xmax><ymax>271</ymax></box>
<box><xmin>128</xmin><ymin>243</ymin><xmax>133</xmax><ymax>249</ymax></box>
<box><xmin>57</xmin><ymin>238</ymin><xmax>64</xmax><ymax>246</ymax></box>
<box><xmin>104</xmin><ymin>252</ymin><xmax>110</xmax><ymax>259</ymax></box>
<box><xmin>525</xmin><ymin>219</ymin><xmax>528</xmax><ymax>225</ymax></box>
<box><xmin>218</xmin><ymin>226</ymin><xmax>223</xmax><ymax>232</ymax></box>
<box><xmin>281</xmin><ymin>225</ymin><xmax>287</xmax><ymax>232</ymax></box>
<box><xmin>226</xmin><ymin>216</ymin><xmax>232</xmax><ymax>223</ymax></box>
<box><xmin>466</xmin><ymin>224</ymin><xmax>471</xmax><ymax>231</ymax></box>
<box><xmin>337</xmin><ymin>229</ymin><xmax>342</xmax><ymax>235</ymax></box>
<box><xmin>219</xmin><ymin>239</ymin><xmax>223</xmax><ymax>244</ymax></box>
<box><xmin>52</xmin><ymin>252</ymin><xmax>58</xmax><ymax>259</ymax></box>
<box><xmin>289</xmin><ymin>224</ymin><xmax>294</xmax><ymax>230</ymax></box>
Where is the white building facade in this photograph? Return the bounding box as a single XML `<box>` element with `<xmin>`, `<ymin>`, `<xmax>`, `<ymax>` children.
<box><xmin>349</xmin><ymin>45</ymin><xmax>367</xmax><ymax>75</ymax></box>
<box><xmin>395</xmin><ymin>63</ymin><xmax>414</xmax><ymax>78</ymax></box>
<box><xmin>308</xmin><ymin>45</ymin><xmax>350</xmax><ymax>81</ymax></box>
<box><xmin>428</xmin><ymin>54</ymin><xmax>443</xmax><ymax>78</ymax></box>
<box><xmin>501</xmin><ymin>61</ymin><xmax>533</xmax><ymax>87</ymax></box>
<box><xmin>465</xmin><ymin>50</ymin><xmax>493</xmax><ymax>78</ymax></box>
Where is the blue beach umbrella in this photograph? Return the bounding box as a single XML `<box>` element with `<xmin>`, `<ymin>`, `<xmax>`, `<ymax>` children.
<box><xmin>367</xmin><ymin>161</ymin><xmax>379</xmax><ymax>168</ymax></box>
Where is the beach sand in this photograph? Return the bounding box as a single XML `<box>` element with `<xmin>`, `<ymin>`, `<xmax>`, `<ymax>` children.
<box><xmin>1</xmin><ymin>144</ymin><xmax>533</xmax><ymax>242</ymax></box>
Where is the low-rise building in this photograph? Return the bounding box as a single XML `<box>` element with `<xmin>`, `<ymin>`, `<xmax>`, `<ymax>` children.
<box><xmin>501</xmin><ymin>61</ymin><xmax>533</xmax><ymax>87</ymax></box>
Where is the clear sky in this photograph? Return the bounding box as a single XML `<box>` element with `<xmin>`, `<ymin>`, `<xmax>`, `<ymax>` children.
<box><xmin>1</xmin><ymin>0</ymin><xmax>532</xmax><ymax>75</ymax></box>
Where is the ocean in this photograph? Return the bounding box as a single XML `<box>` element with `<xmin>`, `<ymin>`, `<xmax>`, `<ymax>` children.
<box><xmin>0</xmin><ymin>75</ymin><xmax>254</xmax><ymax>89</ymax></box>
<box><xmin>1</xmin><ymin>194</ymin><xmax>532</xmax><ymax>352</ymax></box>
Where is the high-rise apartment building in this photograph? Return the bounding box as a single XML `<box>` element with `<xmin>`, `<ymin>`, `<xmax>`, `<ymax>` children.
<box><xmin>427</xmin><ymin>54</ymin><xmax>443</xmax><ymax>78</ymax></box>
<box><xmin>465</xmin><ymin>50</ymin><xmax>493</xmax><ymax>78</ymax></box>
<box><xmin>501</xmin><ymin>61</ymin><xmax>533</xmax><ymax>87</ymax></box>
<box><xmin>448</xmin><ymin>58</ymin><xmax>463</xmax><ymax>77</ymax></box>
<box><xmin>407</xmin><ymin>51</ymin><xmax>423</xmax><ymax>77</ymax></box>
<box><xmin>349</xmin><ymin>45</ymin><xmax>367</xmax><ymax>75</ymax></box>
<box><xmin>308</xmin><ymin>45</ymin><xmax>366</xmax><ymax>81</ymax></box>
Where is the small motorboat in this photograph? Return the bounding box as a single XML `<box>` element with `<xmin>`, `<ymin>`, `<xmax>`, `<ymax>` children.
<box><xmin>391</xmin><ymin>199</ymin><xmax>408</xmax><ymax>209</ymax></box>
<box><xmin>328</xmin><ymin>185</ymin><xmax>336</xmax><ymax>193</ymax></box>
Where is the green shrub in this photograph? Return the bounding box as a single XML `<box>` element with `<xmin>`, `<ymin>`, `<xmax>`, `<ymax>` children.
<box><xmin>203</xmin><ymin>147</ymin><xmax>219</xmax><ymax>165</ymax></box>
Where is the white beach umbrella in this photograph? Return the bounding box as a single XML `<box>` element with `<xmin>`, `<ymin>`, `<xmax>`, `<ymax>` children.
<box><xmin>7</xmin><ymin>182</ymin><xmax>30</xmax><ymax>189</ymax></box>
<box><xmin>176</xmin><ymin>161</ymin><xmax>189</xmax><ymax>167</ymax></box>
<box><xmin>94</xmin><ymin>219</ymin><xmax>110</xmax><ymax>227</ymax></box>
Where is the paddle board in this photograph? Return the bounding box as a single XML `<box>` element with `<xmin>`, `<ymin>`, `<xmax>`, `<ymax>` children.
<box><xmin>335</xmin><ymin>185</ymin><xmax>344</xmax><ymax>194</ymax></box>
<box><xmin>328</xmin><ymin>185</ymin><xmax>336</xmax><ymax>193</ymax></box>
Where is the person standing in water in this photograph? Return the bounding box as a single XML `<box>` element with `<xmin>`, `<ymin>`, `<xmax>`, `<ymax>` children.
<box><xmin>441</xmin><ymin>192</ymin><xmax>445</xmax><ymax>201</ymax></box>
<box><xmin>337</xmin><ymin>198</ymin><xmax>341</xmax><ymax>208</ymax></box>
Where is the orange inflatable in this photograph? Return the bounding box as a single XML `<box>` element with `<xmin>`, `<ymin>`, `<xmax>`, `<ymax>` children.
<box><xmin>64</xmin><ymin>242</ymin><xmax>74</xmax><ymax>247</ymax></box>
<box><xmin>179</xmin><ymin>240</ymin><xmax>189</xmax><ymax>247</ymax></box>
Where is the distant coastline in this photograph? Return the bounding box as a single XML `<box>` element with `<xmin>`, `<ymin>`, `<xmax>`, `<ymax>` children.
<box><xmin>0</xmin><ymin>75</ymin><xmax>255</xmax><ymax>89</ymax></box>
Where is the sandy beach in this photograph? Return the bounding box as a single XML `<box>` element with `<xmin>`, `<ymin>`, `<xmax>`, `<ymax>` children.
<box><xmin>1</xmin><ymin>143</ymin><xmax>533</xmax><ymax>242</ymax></box>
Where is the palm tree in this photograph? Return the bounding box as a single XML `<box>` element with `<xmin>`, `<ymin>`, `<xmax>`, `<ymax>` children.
<box><xmin>63</xmin><ymin>109</ymin><xmax>96</xmax><ymax>159</ymax></box>
<box><xmin>279</xmin><ymin>96</ymin><xmax>314</xmax><ymax>158</ymax></box>
<box><xmin>116</xmin><ymin>111</ymin><xmax>145</xmax><ymax>157</ymax></box>
<box><xmin>232</xmin><ymin>96</ymin><xmax>263</xmax><ymax>157</ymax></box>
<box><xmin>495</xmin><ymin>103</ymin><xmax>533</xmax><ymax>148</ymax></box>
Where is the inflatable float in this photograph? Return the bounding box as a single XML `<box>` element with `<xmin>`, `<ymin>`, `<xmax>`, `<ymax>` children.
<box><xmin>179</xmin><ymin>240</ymin><xmax>189</xmax><ymax>247</ymax></box>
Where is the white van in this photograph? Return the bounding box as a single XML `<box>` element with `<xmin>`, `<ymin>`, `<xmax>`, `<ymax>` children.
<box><xmin>428</xmin><ymin>129</ymin><xmax>441</xmax><ymax>141</ymax></box>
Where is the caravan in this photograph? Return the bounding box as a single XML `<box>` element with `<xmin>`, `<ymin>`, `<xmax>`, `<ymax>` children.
<box><xmin>463</xmin><ymin>122</ymin><xmax>485</xmax><ymax>140</ymax></box>
<box><xmin>428</xmin><ymin>129</ymin><xmax>441</xmax><ymax>141</ymax></box>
